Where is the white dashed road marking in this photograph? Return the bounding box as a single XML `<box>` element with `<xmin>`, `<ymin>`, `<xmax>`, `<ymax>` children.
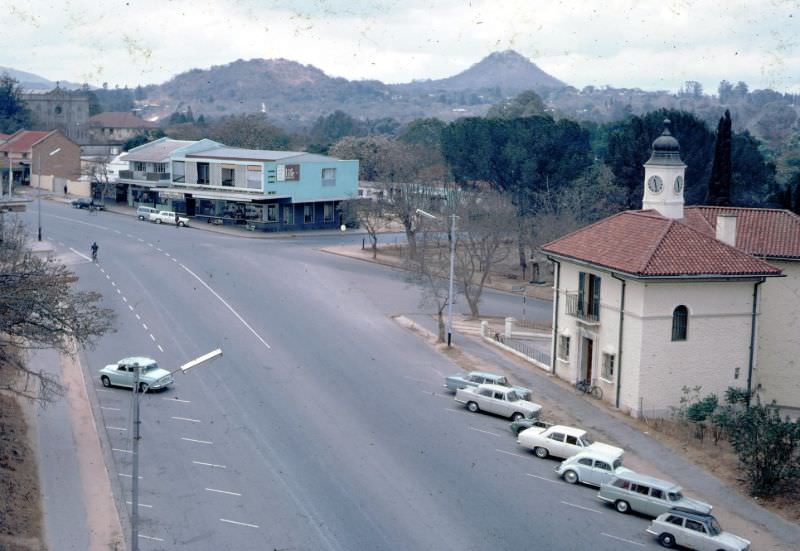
<box><xmin>111</xmin><ymin>281</ymin><xmax>116</xmax><ymax>287</ymax></box>
<box><xmin>128</xmin><ymin>305</ymin><xmax>134</xmax><ymax>311</ymax></box>
<box><xmin>164</xmin><ymin>397</ymin><xmax>191</xmax><ymax>403</ymax></box>
<box><xmin>495</xmin><ymin>449</ymin><xmax>529</xmax><ymax>459</ymax></box>
<box><xmin>149</xmin><ymin>333</ymin><xmax>155</xmax><ymax>341</ymax></box>
<box><xmin>561</xmin><ymin>501</ymin><xmax>604</xmax><ymax>514</ymax></box>
<box><xmin>135</xmin><ymin>314</ymin><xmax>140</xmax><ymax>320</ymax></box>
<box><xmin>119</xmin><ymin>473</ymin><xmax>142</xmax><ymax>479</ymax></box>
<box><xmin>172</xmin><ymin>416</ymin><xmax>202</xmax><ymax>423</ymax></box>
<box><xmin>526</xmin><ymin>473</ymin><xmax>560</xmax><ymax>484</ymax></box>
<box><xmin>137</xmin><ymin>534</ymin><xmax>163</xmax><ymax>541</ymax></box>
<box><xmin>181</xmin><ymin>437</ymin><xmax>213</xmax><ymax>445</ymax></box>
<box><xmin>205</xmin><ymin>488</ymin><xmax>241</xmax><ymax>496</ymax></box>
<box><xmin>113</xmin><ymin>448</ymin><xmax>133</xmax><ymax>454</ymax></box>
<box><xmin>122</xmin><ymin>297</ymin><xmax>127</xmax><ymax>302</ymax></box>
<box><xmin>142</xmin><ymin>323</ymin><xmax>148</xmax><ymax>330</ymax></box>
<box><xmin>126</xmin><ymin>501</ymin><xmax>153</xmax><ymax>508</ymax></box>
<box><xmin>157</xmin><ymin>345</ymin><xmax>164</xmax><ymax>352</ymax></box>
<box><xmin>68</xmin><ymin>247</ymin><xmax>92</xmax><ymax>261</ymax></box>
<box><xmin>106</xmin><ymin>426</ymin><xmax>127</xmax><ymax>431</ymax></box>
<box><xmin>600</xmin><ymin>533</ymin><xmax>645</xmax><ymax>547</ymax></box>
<box><xmin>220</xmin><ymin>519</ymin><xmax>259</xmax><ymax>529</ymax></box>
<box><xmin>193</xmin><ymin>461</ymin><xmax>226</xmax><ymax>469</ymax></box>
<box><xmin>468</xmin><ymin>426</ymin><xmax>502</xmax><ymax>437</ymax></box>
<box><xmin>100</xmin><ymin>406</ymin><xmax>121</xmax><ymax>411</ymax></box>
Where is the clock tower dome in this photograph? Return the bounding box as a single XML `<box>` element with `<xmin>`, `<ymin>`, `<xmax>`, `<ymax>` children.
<box><xmin>642</xmin><ymin>119</ymin><xmax>686</xmax><ymax>219</ymax></box>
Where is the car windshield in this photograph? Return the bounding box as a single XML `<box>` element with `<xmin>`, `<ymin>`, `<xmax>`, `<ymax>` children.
<box><xmin>708</xmin><ymin>517</ymin><xmax>722</xmax><ymax>536</ymax></box>
<box><xmin>668</xmin><ymin>491</ymin><xmax>683</xmax><ymax>501</ymax></box>
<box><xmin>143</xmin><ymin>364</ymin><xmax>159</xmax><ymax>371</ymax></box>
<box><xmin>579</xmin><ymin>435</ymin><xmax>593</xmax><ymax>446</ymax></box>
<box><xmin>505</xmin><ymin>390</ymin><xmax>519</xmax><ymax>402</ymax></box>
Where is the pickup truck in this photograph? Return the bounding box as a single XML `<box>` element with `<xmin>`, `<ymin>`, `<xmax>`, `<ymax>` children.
<box><xmin>150</xmin><ymin>210</ymin><xmax>190</xmax><ymax>227</ymax></box>
<box><xmin>455</xmin><ymin>383</ymin><xmax>542</xmax><ymax>421</ymax></box>
<box><xmin>517</xmin><ymin>424</ymin><xmax>624</xmax><ymax>460</ymax></box>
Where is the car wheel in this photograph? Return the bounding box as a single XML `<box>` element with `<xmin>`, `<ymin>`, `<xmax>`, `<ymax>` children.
<box><xmin>657</xmin><ymin>533</ymin><xmax>675</xmax><ymax>548</ymax></box>
<box><xmin>156</xmin><ymin>219</ymin><xmax>162</xmax><ymax>224</ymax></box>
<box><xmin>511</xmin><ymin>412</ymin><xmax>525</xmax><ymax>421</ymax></box>
<box><xmin>466</xmin><ymin>401</ymin><xmax>479</xmax><ymax>413</ymax></box>
<box><xmin>138</xmin><ymin>382</ymin><xmax>149</xmax><ymax>393</ymax></box>
<box><xmin>138</xmin><ymin>215</ymin><xmax>144</xmax><ymax>220</ymax></box>
<box><xmin>179</xmin><ymin>221</ymin><xmax>185</xmax><ymax>227</ymax></box>
<box><xmin>533</xmin><ymin>446</ymin><xmax>549</xmax><ymax>459</ymax></box>
<box><xmin>563</xmin><ymin>470</ymin><xmax>579</xmax><ymax>484</ymax></box>
<box><xmin>614</xmin><ymin>500</ymin><xmax>630</xmax><ymax>514</ymax></box>
<box><xmin>101</xmin><ymin>376</ymin><xmax>111</xmax><ymax>388</ymax></box>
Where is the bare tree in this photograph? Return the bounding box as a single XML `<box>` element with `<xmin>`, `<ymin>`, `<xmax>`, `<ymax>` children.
<box><xmin>0</xmin><ymin>219</ymin><xmax>115</xmax><ymax>403</ymax></box>
<box><xmin>85</xmin><ymin>154</ymin><xmax>114</xmax><ymax>205</ymax></box>
<box><xmin>405</xmin><ymin>227</ymin><xmax>451</xmax><ymax>343</ymax></box>
<box><xmin>340</xmin><ymin>197</ymin><xmax>385</xmax><ymax>259</ymax></box>
<box><xmin>450</xmin><ymin>190</ymin><xmax>516</xmax><ymax>317</ymax></box>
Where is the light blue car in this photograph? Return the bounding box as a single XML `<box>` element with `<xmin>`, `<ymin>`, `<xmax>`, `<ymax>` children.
<box><xmin>444</xmin><ymin>371</ymin><xmax>532</xmax><ymax>401</ymax></box>
<box><xmin>99</xmin><ymin>356</ymin><xmax>174</xmax><ymax>392</ymax></box>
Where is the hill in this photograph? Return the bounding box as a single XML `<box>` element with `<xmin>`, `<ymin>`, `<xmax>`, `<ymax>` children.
<box><xmin>0</xmin><ymin>67</ymin><xmax>84</xmax><ymax>90</ymax></box>
<box><xmin>142</xmin><ymin>50</ymin><xmax>568</xmax><ymax>127</ymax></box>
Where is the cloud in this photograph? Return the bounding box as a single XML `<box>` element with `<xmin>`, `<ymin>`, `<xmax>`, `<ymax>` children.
<box><xmin>0</xmin><ymin>0</ymin><xmax>796</xmax><ymax>92</ymax></box>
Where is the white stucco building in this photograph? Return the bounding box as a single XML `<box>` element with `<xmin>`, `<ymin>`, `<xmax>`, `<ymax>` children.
<box><xmin>542</xmin><ymin>120</ymin><xmax>800</xmax><ymax>417</ymax></box>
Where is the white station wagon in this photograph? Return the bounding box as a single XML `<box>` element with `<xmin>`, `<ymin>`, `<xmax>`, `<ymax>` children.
<box><xmin>99</xmin><ymin>356</ymin><xmax>174</xmax><ymax>392</ymax></box>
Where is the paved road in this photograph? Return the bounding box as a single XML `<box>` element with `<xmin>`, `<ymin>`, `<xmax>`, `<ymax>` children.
<box><xmin>17</xmin><ymin>201</ymin><xmax>796</xmax><ymax>550</ymax></box>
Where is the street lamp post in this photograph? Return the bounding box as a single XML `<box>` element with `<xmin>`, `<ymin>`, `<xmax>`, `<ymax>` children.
<box><xmin>416</xmin><ymin>208</ymin><xmax>458</xmax><ymax>347</ymax></box>
<box><xmin>130</xmin><ymin>348</ymin><xmax>223</xmax><ymax>551</ymax></box>
<box><xmin>37</xmin><ymin>147</ymin><xmax>61</xmax><ymax>241</ymax></box>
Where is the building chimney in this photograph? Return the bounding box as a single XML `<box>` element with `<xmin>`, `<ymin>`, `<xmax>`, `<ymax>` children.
<box><xmin>716</xmin><ymin>213</ymin><xmax>737</xmax><ymax>247</ymax></box>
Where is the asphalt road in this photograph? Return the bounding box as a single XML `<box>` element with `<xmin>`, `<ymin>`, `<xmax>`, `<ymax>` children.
<box><xmin>17</xmin><ymin>202</ymin><xmax>709</xmax><ymax>550</ymax></box>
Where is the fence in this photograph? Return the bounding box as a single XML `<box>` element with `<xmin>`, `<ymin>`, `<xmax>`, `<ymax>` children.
<box><xmin>499</xmin><ymin>336</ymin><xmax>551</xmax><ymax>365</ymax></box>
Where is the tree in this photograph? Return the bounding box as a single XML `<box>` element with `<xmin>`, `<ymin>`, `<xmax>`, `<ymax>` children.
<box><xmin>308</xmin><ymin>110</ymin><xmax>365</xmax><ymax>152</ymax></box>
<box><xmin>406</xmin><ymin>220</ymin><xmax>453</xmax><ymax>343</ymax></box>
<box><xmin>0</xmin><ymin>219</ymin><xmax>115</xmax><ymax>403</ymax></box>
<box><xmin>450</xmin><ymin>190</ymin><xmax>516</xmax><ymax>317</ymax></box>
<box><xmin>398</xmin><ymin>118</ymin><xmax>446</xmax><ymax>148</ymax></box>
<box><xmin>339</xmin><ymin>198</ymin><xmax>385</xmax><ymax>259</ymax></box>
<box><xmin>706</xmin><ymin>110</ymin><xmax>732</xmax><ymax>206</ymax></box>
<box><xmin>794</xmin><ymin>176</ymin><xmax>800</xmax><ymax>215</ymax></box>
<box><xmin>123</xmin><ymin>129</ymin><xmax>166</xmax><ymax>151</ymax></box>
<box><xmin>0</xmin><ymin>75</ymin><xmax>31</xmax><ymax>134</ymax></box>
<box><xmin>486</xmin><ymin>90</ymin><xmax>547</xmax><ymax>119</ymax></box>
<box><xmin>718</xmin><ymin>80</ymin><xmax>734</xmax><ymax>104</ymax></box>
<box><xmin>208</xmin><ymin>114</ymin><xmax>291</xmax><ymax>150</ymax></box>
<box><xmin>726</xmin><ymin>400</ymin><xmax>800</xmax><ymax>497</ymax></box>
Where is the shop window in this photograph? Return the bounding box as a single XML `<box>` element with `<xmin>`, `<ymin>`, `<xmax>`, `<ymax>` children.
<box><xmin>323</xmin><ymin>202</ymin><xmax>334</xmax><ymax>223</ymax></box>
<box><xmin>283</xmin><ymin>205</ymin><xmax>294</xmax><ymax>225</ymax></box>
<box><xmin>304</xmin><ymin>204</ymin><xmax>314</xmax><ymax>224</ymax></box>
<box><xmin>266</xmin><ymin>204</ymin><xmax>278</xmax><ymax>223</ymax></box>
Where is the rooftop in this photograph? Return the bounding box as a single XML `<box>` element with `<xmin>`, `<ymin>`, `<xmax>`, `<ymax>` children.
<box><xmin>185</xmin><ymin>147</ymin><xmax>338</xmax><ymax>163</ymax></box>
<box><xmin>122</xmin><ymin>138</ymin><xmax>196</xmax><ymax>162</ymax></box>
<box><xmin>0</xmin><ymin>130</ymin><xmax>52</xmax><ymax>153</ymax></box>
<box><xmin>542</xmin><ymin>210</ymin><xmax>782</xmax><ymax>278</ymax></box>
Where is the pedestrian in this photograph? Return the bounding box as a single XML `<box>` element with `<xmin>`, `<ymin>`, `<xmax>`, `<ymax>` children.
<box><xmin>63</xmin><ymin>184</ymin><xmax>68</xmax><ymax>197</ymax></box>
<box><xmin>175</xmin><ymin>212</ymin><xmax>180</xmax><ymax>228</ymax></box>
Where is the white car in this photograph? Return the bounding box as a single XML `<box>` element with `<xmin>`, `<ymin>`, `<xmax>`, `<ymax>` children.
<box><xmin>646</xmin><ymin>508</ymin><xmax>750</xmax><ymax>550</ymax></box>
<box><xmin>99</xmin><ymin>356</ymin><xmax>174</xmax><ymax>392</ymax></box>
<box><xmin>555</xmin><ymin>450</ymin><xmax>634</xmax><ymax>486</ymax></box>
<box><xmin>518</xmin><ymin>424</ymin><xmax>624</xmax><ymax>460</ymax></box>
<box><xmin>454</xmin><ymin>384</ymin><xmax>542</xmax><ymax>420</ymax></box>
<box><xmin>150</xmin><ymin>210</ymin><xmax>190</xmax><ymax>226</ymax></box>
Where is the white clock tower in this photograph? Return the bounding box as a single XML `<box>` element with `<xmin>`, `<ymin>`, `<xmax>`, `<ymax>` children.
<box><xmin>642</xmin><ymin>119</ymin><xmax>686</xmax><ymax>219</ymax></box>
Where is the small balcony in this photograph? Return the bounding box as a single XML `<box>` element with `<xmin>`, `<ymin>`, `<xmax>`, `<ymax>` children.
<box><xmin>565</xmin><ymin>292</ymin><xmax>600</xmax><ymax>324</ymax></box>
<box><xmin>119</xmin><ymin>170</ymin><xmax>171</xmax><ymax>182</ymax></box>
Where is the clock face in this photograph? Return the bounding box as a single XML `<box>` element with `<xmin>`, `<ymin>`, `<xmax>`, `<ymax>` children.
<box><xmin>647</xmin><ymin>175</ymin><xmax>663</xmax><ymax>194</ymax></box>
<box><xmin>674</xmin><ymin>175</ymin><xmax>684</xmax><ymax>193</ymax></box>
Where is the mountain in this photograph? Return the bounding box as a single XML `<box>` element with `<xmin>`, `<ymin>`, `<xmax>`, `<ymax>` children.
<box><xmin>393</xmin><ymin>50</ymin><xmax>566</xmax><ymax>94</ymax></box>
<box><xmin>0</xmin><ymin>67</ymin><xmax>84</xmax><ymax>90</ymax></box>
<box><xmin>142</xmin><ymin>50</ymin><xmax>567</xmax><ymax>127</ymax></box>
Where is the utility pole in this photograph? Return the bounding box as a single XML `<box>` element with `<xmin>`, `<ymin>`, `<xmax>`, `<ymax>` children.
<box><xmin>447</xmin><ymin>213</ymin><xmax>456</xmax><ymax>347</ymax></box>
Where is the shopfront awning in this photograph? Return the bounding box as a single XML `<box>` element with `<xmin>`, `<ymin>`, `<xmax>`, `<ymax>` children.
<box><xmin>150</xmin><ymin>187</ymin><xmax>290</xmax><ymax>202</ymax></box>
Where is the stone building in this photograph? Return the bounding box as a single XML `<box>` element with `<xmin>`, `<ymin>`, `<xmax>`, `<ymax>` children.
<box><xmin>21</xmin><ymin>87</ymin><xmax>90</xmax><ymax>143</ymax></box>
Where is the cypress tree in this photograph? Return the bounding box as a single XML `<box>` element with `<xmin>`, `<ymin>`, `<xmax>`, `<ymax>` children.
<box><xmin>794</xmin><ymin>178</ymin><xmax>800</xmax><ymax>215</ymax></box>
<box><xmin>706</xmin><ymin>110</ymin><xmax>732</xmax><ymax>206</ymax></box>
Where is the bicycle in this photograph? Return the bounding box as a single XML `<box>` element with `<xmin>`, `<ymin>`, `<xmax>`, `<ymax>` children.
<box><xmin>575</xmin><ymin>378</ymin><xmax>603</xmax><ymax>400</ymax></box>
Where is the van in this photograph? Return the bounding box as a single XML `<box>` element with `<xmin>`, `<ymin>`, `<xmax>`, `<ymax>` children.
<box><xmin>597</xmin><ymin>472</ymin><xmax>712</xmax><ymax>517</ymax></box>
<box><xmin>137</xmin><ymin>206</ymin><xmax>159</xmax><ymax>220</ymax></box>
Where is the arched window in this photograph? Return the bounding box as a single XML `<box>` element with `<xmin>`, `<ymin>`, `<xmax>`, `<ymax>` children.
<box><xmin>671</xmin><ymin>305</ymin><xmax>688</xmax><ymax>341</ymax></box>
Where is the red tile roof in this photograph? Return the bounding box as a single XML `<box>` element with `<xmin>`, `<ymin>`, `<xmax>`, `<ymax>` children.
<box><xmin>86</xmin><ymin>112</ymin><xmax>158</xmax><ymax>128</ymax></box>
<box><xmin>0</xmin><ymin>130</ymin><xmax>51</xmax><ymax>153</ymax></box>
<box><xmin>683</xmin><ymin>206</ymin><xmax>800</xmax><ymax>259</ymax></box>
<box><xmin>542</xmin><ymin>210</ymin><xmax>781</xmax><ymax>277</ymax></box>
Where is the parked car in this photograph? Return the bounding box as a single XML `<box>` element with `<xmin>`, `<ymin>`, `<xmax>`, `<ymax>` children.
<box><xmin>99</xmin><ymin>356</ymin><xmax>174</xmax><ymax>392</ymax></box>
<box><xmin>518</xmin><ymin>424</ymin><xmax>624</xmax><ymax>461</ymax></box>
<box><xmin>646</xmin><ymin>507</ymin><xmax>750</xmax><ymax>550</ymax></box>
<box><xmin>444</xmin><ymin>370</ymin><xmax>533</xmax><ymax>400</ymax></box>
<box><xmin>71</xmin><ymin>197</ymin><xmax>104</xmax><ymax>210</ymax></box>
<box><xmin>597</xmin><ymin>473</ymin><xmax>712</xmax><ymax>517</ymax></box>
<box><xmin>555</xmin><ymin>450</ymin><xmax>634</xmax><ymax>487</ymax></box>
<box><xmin>509</xmin><ymin>417</ymin><xmax>552</xmax><ymax>436</ymax></box>
<box><xmin>150</xmin><ymin>210</ymin><xmax>190</xmax><ymax>226</ymax></box>
<box><xmin>136</xmin><ymin>206</ymin><xmax>159</xmax><ymax>220</ymax></box>
<box><xmin>454</xmin><ymin>384</ymin><xmax>542</xmax><ymax>420</ymax></box>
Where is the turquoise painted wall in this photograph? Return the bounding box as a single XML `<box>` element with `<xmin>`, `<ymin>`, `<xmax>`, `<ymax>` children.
<box><xmin>264</xmin><ymin>160</ymin><xmax>358</xmax><ymax>201</ymax></box>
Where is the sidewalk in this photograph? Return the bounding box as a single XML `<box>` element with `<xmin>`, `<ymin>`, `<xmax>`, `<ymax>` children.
<box><xmin>403</xmin><ymin>312</ymin><xmax>799</xmax><ymax>550</ymax></box>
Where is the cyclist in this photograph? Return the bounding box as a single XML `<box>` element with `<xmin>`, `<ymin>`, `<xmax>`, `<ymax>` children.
<box><xmin>90</xmin><ymin>241</ymin><xmax>98</xmax><ymax>261</ymax></box>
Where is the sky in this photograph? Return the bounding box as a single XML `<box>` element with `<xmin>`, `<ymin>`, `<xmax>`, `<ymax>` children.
<box><xmin>1</xmin><ymin>0</ymin><xmax>798</xmax><ymax>93</ymax></box>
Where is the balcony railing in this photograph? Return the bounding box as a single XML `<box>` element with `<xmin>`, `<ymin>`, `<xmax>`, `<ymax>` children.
<box><xmin>565</xmin><ymin>292</ymin><xmax>600</xmax><ymax>324</ymax></box>
<box><xmin>119</xmin><ymin>170</ymin><xmax>171</xmax><ymax>182</ymax></box>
